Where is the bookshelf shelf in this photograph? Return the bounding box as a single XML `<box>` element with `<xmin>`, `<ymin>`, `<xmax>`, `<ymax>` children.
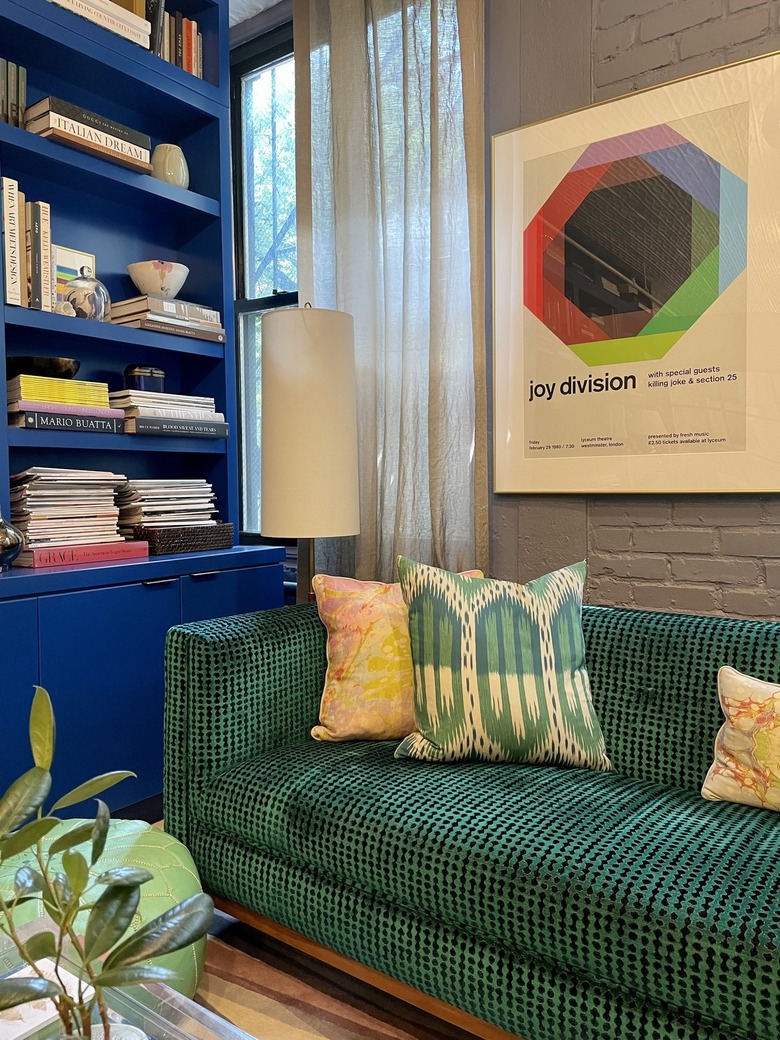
<box><xmin>7</xmin><ymin>429</ymin><xmax>229</xmax><ymax>452</ymax></box>
<box><xmin>4</xmin><ymin>307</ymin><xmax>225</xmax><ymax>357</ymax></box>
<box><xmin>0</xmin><ymin>123</ymin><xmax>221</xmax><ymax>216</ymax></box>
<box><xmin>0</xmin><ymin>0</ymin><xmax>283</xmax><ymax>814</ymax></box>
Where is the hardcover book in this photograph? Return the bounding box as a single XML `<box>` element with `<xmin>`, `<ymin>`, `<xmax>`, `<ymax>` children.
<box><xmin>1</xmin><ymin>176</ymin><xmax>21</xmax><ymax>305</ymax></box>
<box><xmin>25</xmin><ymin>96</ymin><xmax>151</xmax><ymax>151</ymax></box>
<box><xmin>46</xmin><ymin>0</ymin><xmax>150</xmax><ymax>47</ymax></box>
<box><xmin>34</xmin><ymin>126</ymin><xmax>153</xmax><ymax>173</ymax></box>
<box><xmin>19</xmin><ymin>411</ymin><xmax>124</xmax><ymax>433</ymax></box>
<box><xmin>115</xmin><ymin>316</ymin><xmax>225</xmax><ymax>342</ymax></box>
<box><xmin>124</xmin><ymin>416</ymin><xmax>228</xmax><ymax>438</ymax></box>
<box><xmin>38</xmin><ymin>200</ymin><xmax>52</xmax><ymax>311</ymax></box>
<box><xmin>7</xmin><ymin>61</ymin><xmax>17</xmax><ymax>127</ymax></box>
<box><xmin>8</xmin><ymin>399</ymin><xmax>125</xmax><ymax>419</ymax></box>
<box><xmin>146</xmin><ymin>0</ymin><xmax>165</xmax><ymax>56</ymax></box>
<box><xmin>14</xmin><ymin>539</ymin><xmax>149</xmax><ymax>568</ymax></box>
<box><xmin>0</xmin><ymin>58</ymin><xmax>7</xmax><ymax>123</ymax></box>
<box><xmin>17</xmin><ymin>189</ymin><xmax>28</xmax><ymax>307</ymax></box>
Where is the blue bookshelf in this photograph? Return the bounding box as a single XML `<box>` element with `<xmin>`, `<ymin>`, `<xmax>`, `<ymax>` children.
<box><xmin>0</xmin><ymin>0</ymin><xmax>284</xmax><ymax>812</ymax></box>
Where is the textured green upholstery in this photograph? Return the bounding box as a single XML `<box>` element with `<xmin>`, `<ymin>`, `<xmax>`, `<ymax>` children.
<box><xmin>0</xmin><ymin>820</ymin><xmax>205</xmax><ymax>997</ymax></box>
<box><xmin>164</xmin><ymin>602</ymin><xmax>780</xmax><ymax>1040</ymax></box>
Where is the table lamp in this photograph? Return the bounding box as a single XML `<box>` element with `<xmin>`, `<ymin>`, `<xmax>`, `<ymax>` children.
<box><xmin>260</xmin><ymin>306</ymin><xmax>360</xmax><ymax>601</ymax></box>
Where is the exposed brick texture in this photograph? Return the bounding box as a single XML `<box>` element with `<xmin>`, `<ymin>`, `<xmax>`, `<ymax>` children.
<box><xmin>592</xmin><ymin>0</ymin><xmax>780</xmax><ymax>98</ymax></box>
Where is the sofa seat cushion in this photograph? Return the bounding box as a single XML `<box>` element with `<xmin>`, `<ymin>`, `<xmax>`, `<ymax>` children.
<box><xmin>199</xmin><ymin>740</ymin><xmax>780</xmax><ymax>1040</ymax></box>
<box><xmin>197</xmin><ymin>740</ymin><xmax>779</xmax><ymax>1038</ymax></box>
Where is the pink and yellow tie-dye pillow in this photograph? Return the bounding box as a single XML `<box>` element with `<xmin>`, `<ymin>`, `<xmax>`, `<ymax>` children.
<box><xmin>701</xmin><ymin>665</ymin><xmax>780</xmax><ymax>811</ymax></box>
<box><xmin>311</xmin><ymin>571</ymin><xmax>482</xmax><ymax>742</ymax></box>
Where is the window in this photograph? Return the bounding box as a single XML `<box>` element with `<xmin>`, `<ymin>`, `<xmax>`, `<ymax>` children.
<box><xmin>231</xmin><ymin>22</ymin><xmax>297</xmax><ymax>537</ymax></box>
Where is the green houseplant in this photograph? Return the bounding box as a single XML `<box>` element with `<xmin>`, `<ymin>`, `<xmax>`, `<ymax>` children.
<box><xmin>0</xmin><ymin>687</ymin><xmax>214</xmax><ymax>1038</ymax></box>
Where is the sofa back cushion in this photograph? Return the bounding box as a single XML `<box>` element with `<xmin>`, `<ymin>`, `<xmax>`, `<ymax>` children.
<box><xmin>582</xmin><ymin>605</ymin><xmax>780</xmax><ymax>792</ymax></box>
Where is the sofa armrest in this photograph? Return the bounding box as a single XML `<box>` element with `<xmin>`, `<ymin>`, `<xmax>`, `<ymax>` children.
<box><xmin>163</xmin><ymin>601</ymin><xmax>326</xmax><ymax>845</ymax></box>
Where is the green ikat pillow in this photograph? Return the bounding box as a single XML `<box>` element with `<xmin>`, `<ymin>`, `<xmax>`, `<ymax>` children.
<box><xmin>395</xmin><ymin>558</ymin><xmax>611</xmax><ymax>770</ymax></box>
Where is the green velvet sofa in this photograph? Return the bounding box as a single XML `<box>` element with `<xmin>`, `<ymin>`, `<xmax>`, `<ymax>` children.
<box><xmin>163</xmin><ymin>601</ymin><xmax>780</xmax><ymax>1040</ymax></box>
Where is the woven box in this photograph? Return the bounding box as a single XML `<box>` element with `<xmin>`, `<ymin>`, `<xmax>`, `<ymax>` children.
<box><xmin>132</xmin><ymin>522</ymin><xmax>234</xmax><ymax>555</ymax></box>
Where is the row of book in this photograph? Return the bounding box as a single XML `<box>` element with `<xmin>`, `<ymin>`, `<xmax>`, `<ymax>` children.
<box><xmin>0</xmin><ymin>59</ymin><xmax>27</xmax><ymax>128</ymax></box>
<box><xmin>25</xmin><ymin>95</ymin><xmax>152</xmax><ymax>173</ymax></box>
<box><xmin>8</xmin><ymin>374</ymin><xmax>229</xmax><ymax>439</ymax></box>
<box><xmin>8</xmin><ymin>465</ymin><xmax>221</xmax><ymax>567</ymax></box>
<box><xmin>157</xmin><ymin>10</ymin><xmax>204</xmax><ymax>78</ymax></box>
<box><xmin>111</xmin><ymin>293</ymin><xmax>226</xmax><ymax>343</ymax></box>
<box><xmin>1</xmin><ymin>176</ymin><xmax>53</xmax><ymax>310</ymax></box>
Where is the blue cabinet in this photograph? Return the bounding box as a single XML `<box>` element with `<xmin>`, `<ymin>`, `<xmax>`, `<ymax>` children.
<box><xmin>39</xmin><ymin>579</ymin><xmax>180</xmax><ymax>809</ymax></box>
<box><xmin>1</xmin><ymin>596</ymin><xmax>39</xmax><ymax>785</ymax></box>
<box><xmin>181</xmin><ymin>565</ymin><xmax>284</xmax><ymax>623</ymax></box>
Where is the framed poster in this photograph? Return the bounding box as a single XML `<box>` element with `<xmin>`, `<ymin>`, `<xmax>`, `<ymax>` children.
<box><xmin>492</xmin><ymin>51</ymin><xmax>780</xmax><ymax>493</ymax></box>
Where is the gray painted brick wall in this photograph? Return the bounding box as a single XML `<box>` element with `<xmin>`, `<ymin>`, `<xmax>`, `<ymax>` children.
<box><xmin>581</xmin><ymin>0</ymin><xmax>780</xmax><ymax>620</ymax></box>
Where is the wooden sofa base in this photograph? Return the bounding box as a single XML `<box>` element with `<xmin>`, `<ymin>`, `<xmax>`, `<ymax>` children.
<box><xmin>213</xmin><ymin>895</ymin><xmax>522</xmax><ymax>1040</ymax></box>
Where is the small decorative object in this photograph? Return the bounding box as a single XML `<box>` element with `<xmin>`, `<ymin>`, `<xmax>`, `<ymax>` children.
<box><xmin>127</xmin><ymin>260</ymin><xmax>189</xmax><ymax>299</ymax></box>
<box><xmin>53</xmin><ymin>246</ymin><xmax>96</xmax><ymax>303</ymax></box>
<box><xmin>151</xmin><ymin>143</ymin><xmax>189</xmax><ymax>189</ymax></box>
<box><xmin>6</xmin><ymin>356</ymin><xmax>80</xmax><ymax>379</ymax></box>
<box><xmin>0</xmin><ymin>687</ymin><xmax>214</xmax><ymax>1038</ymax></box>
<box><xmin>54</xmin><ymin>300</ymin><xmax>77</xmax><ymax>317</ymax></box>
<box><xmin>124</xmin><ymin>364</ymin><xmax>165</xmax><ymax>392</ymax></box>
<box><xmin>63</xmin><ymin>267</ymin><xmax>111</xmax><ymax>321</ymax></box>
<box><xmin>0</xmin><ymin>510</ymin><xmax>24</xmax><ymax>571</ymax></box>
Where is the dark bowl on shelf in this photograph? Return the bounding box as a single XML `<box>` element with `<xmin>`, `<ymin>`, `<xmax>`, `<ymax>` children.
<box><xmin>6</xmin><ymin>356</ymin><xmax>81</xmax><ymax>379</ymax></box>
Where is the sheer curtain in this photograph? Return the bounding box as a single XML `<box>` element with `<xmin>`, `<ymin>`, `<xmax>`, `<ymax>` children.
<box><xmin>293</xmin><ymin>0</ymin><xmax>487</xmax><ymax>582</ymax></box>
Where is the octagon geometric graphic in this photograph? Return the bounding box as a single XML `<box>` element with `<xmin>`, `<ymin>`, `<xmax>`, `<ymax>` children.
<box><xmin>523</xmin><ymin>122</ymin><xmax>747</xmax><ymax>366</ymax></box>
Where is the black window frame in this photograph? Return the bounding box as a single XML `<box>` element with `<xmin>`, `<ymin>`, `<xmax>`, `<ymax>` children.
<box><xmin>230</xmin><ymin>20</ymin><xmax>297</xmax><ymax>548</ymax></box>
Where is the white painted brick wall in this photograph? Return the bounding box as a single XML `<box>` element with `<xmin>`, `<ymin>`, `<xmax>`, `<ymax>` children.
<box><xmin>583</xmin><ymin>1</ymin><xmax>780</xmax><ymax>620</ymax></box>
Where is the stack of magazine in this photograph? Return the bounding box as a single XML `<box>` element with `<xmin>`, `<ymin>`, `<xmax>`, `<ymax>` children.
<box><xmin>10</xmin><ymin>465</ymin><xmax>148</xmax><ymax>568</ymax></box>
<box><xmin>115</xmin><ymin>477</ymin><xmax>218</xmax><ymax>537</ymax></box>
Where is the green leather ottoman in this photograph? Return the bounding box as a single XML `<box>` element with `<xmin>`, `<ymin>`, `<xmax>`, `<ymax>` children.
<box><xmin>0</xmin><ymin>819</ymin><xmax>205</xmax><ymax>997</ymax></box>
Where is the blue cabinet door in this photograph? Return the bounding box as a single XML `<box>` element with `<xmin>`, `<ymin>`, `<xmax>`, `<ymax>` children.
<box><xmin>180</xmin><ymin>563</ymin><xmax>284</xmax><ymax>623</ymax></box>
<box><xmin>38</xmin><ymin>579</ymin><xmax>180</xmax><ymax>812</ymax></box>
<box><xmin>1</xmin><ymin>597</ymin><xmax>40</xmax><ymax>793</ymax></box>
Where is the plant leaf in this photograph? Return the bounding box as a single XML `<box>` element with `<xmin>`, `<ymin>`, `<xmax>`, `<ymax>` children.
<box><xmin>14</xmin><ymin>866</ymin><xmax>44</xmax><ymax>897</ymax></box>
<box><xmin>1</xmin><ymin>817</ymin><xmax>59</xmax><ymax>861</ymax></box>
<box><xmin>84</xmin><ymin>885</ymin><xmax>140</xmax><ymax>961</ymax></box>
<box><xmin>52</xmin><ymin>871</ymin><xmax>72</xmax><ymax>907</ymax></box>
<box><xmin>93</xmin><ymin>964</ymin><xmax>176</xmax><ymax>990</ymax></box>
<box><xmin>0</xmin><ymin>977</ymin><xmax>60</xmax><ymax>1010</ymax></box>
<box><xmin>49</xmin><ymin>822</ymin><xmax>95</xmax><ymax>856</ymax></box>
<box><xmin>51</xmin><ymin>773</ymin><xmax>136</xmax><ymax>812</ymax></box>
<box><xmin>0</xmin><ymin>768</ymin><xmax>51</xmax><ymax>839</ymax></box>
<box><xmin>62</xmin><ymin>850</ymin><xmax>90</xmax><ymax>900</ymax></box>
<box><xmin>23</xmin><ymin>931</ymin><xmax>57</xmax><ymax>963</ymax></box>
<box><xmin>103</xmin><ymin>893</ymin><xmax>213</xmax><ymax>971</ymax></box>
<box><xmin>29</xmin><ymin>687</ymin><xmax>55</xmax><ymax>771</ymax></box>
<box><xmin>91</xmin><ymin>800</ymin><xmax>109</xmax><ymax>866</ymax></box>
<box><xmin>96</xmin><ymin>867</ymin><xmax>154</xmax><ymax>887</ymax></box>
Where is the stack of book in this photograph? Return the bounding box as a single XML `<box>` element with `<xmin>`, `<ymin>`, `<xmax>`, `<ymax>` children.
<box><xmin>25</xmin><ymin>96</ymin><xmax>151</xmax><ymax>173</ymax></box>
<box><xmin>10</xmin><ymin>465</ymin><xmax>148</xmax><ymax>568</ymax></box>
<box><xmin>0</xmin><ymin>59</ymin><xmax>28</xmax><ymax>127</ymax></box>
<box><xmin>8</xmin><ymin>374</ymin><xmax>124</xmax><ymax>433</ymax></box>
<box><xmin>111</xmin><ymin>294</ymin><xmax>225</xmax><ymax>343</ymax></box>
<box><xmin>108</xmin><ymin>387</ymin><xmax>228</xmax><ymax>438</ymax></box>
<box><xmin>2</xmin><ymin>176</ymin><xmax>52</xmax><ymax>309</ymax></box>
<box><xmin>115</xmin><ymin>478</ymin><xmax>218</xmax><ymax>536</ymax></box>
<box><xmin>46</xmin><ymin>0</ymin><xmax>151</xmax><ymax>49</ymax></box>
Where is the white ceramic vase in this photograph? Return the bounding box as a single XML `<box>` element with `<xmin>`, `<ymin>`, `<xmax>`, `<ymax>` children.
<box><xmin>151</xmin><ymin>143</ymin><xmax>190</xmax><ymax>189</ymax></box>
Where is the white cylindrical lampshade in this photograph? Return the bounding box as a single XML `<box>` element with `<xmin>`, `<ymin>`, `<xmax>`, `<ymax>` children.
<box><xmin>260</xmin><ymin>307</ymin><xmax>360</xmax><ymax>538</ymax></box>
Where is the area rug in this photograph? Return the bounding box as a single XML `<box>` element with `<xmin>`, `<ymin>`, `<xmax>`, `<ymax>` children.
<box><xmin>196</xmin><ymin>924</ymin><xmax>476</xmax><ymax>1040</ymax></box>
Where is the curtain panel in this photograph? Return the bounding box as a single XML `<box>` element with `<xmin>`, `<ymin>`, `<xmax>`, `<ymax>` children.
<box><xmin>294</xmin><ymin>0</ymin><xmax>486</xmax><ymax>582</ymax></box>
